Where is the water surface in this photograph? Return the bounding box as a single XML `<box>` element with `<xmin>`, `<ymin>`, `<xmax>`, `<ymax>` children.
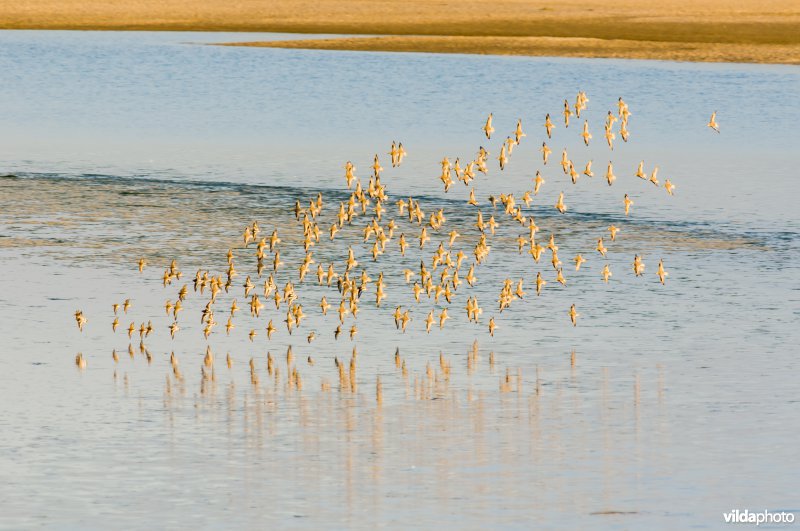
<box><xmin>0</xmin><ymin>31</ymin><xmax>798</xmax><ymax>529</ymax></box>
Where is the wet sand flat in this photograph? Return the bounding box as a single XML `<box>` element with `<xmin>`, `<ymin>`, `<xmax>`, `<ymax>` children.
<box><xmin>223</xmin><ymin>36</ymin><xmax>800</xmax><ymax>65</ymax></box>
<box><xmin>1</xmin><ymin>0</ymin><xmax>799</xmax><ymax>64</ymax></box>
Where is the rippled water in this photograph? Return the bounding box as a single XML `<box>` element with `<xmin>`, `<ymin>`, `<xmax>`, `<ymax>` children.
<box><xmin>0</xmin><ymin>31</ymin><xmax>798</xmax><ymax>529</ymax></box>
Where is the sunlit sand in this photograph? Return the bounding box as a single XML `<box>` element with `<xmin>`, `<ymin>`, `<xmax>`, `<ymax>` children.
<box><xmin>0</xmin><ymin>0</ymin><xmax>798</xmax><ymax>63</ymax></box>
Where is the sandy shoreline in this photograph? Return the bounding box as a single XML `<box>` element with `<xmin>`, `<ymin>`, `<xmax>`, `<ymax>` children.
<box><xmin>0</xmin><ymin>0</ymin><xmax>798</xmax><ymax>64</ymax></box>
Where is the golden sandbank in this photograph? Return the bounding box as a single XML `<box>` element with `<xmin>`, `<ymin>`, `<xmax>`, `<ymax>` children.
<box><xmin>0</xmin><ymin>0</ymin><xmax>798</xmax><ymax>64</ymax></box>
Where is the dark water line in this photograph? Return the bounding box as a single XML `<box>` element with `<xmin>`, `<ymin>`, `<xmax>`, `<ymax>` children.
<box><xmin>3</xmin><ymin>171</ymin><xmax>797</xmax><ymax>250</ymax></box>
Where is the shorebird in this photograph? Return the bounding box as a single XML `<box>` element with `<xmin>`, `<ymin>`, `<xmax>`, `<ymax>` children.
<box><xmin>581</xmin><ymin>120</ymin><xmax>592</xmax><ymax>145</ymax></box>
<box><xmin>601</xmin><ymin>264</ymin><xmax>612</xmax><ymax>283</ymax></box>
<box><xmin>555</xmin><ymin>192</ymin><xmax>566</xmax><ymax>214</ymax></box>
<box><xmin>604</xmin><ymin>122</ymin><xmax>615</xmax><ymax>149</ymax></box>
<box><xmin>498</xmin><ymin>145</ymin><xmax>507</xmax><ymax>170</ymax></box>
<box><xmin>514</xmin><ymin>119</ymin><xmax>525</xmax><ymax>144</ymax></box>
<box><xmin>560</xmin><ymin>149</ymin><xmax>570</xmax><ymax>174</ymax></box>
<box><xmin>657</xmin><ymin>259</ymin><xmax>669</xmax><ymax>284</ymax></box>
<box><xmin>514</xmin><ymin>279</ymin><xmax>525</xmax><ymax>299</ymax></box>
<box><xmin>707</xmin><ymin>111</ymin><xmax>720</xmax><ymax>133</ymax></box>
<box><xmin>624</xmin><ymin>194</ymin><xmax>634</xmax><ymax>216</ymax></box>
<box><xmin>398</xmin><ymin>234</ymin><xmax>408</xmax><ymax>255</ymax></box>
<box><xmin>483</xmin><ymin>113</ymin><xmax>494</xmax><ymax>139</ymax></box>
<box><xmin>568</xmin><ymin>161</ymin><xmax>580</xmax><ymax>184</ymax></box>
<box><xmin>541</xmin><ymin>142</ymin><xmax>552</xmax><ymax>164</ymax></box>
<box><xmin>605</xmin><ymin>162</ymin><xmax>616</xmax><ymax>186</ymax></box>
<box><xmin>425</xmin><ymin>310</ymin><xmax>434</xmax><ymax>333</ymax></box>
<box><xmin>400</xmin><ymin>310</ymin><xmax>411</xmax><ymax>333</ymax></box>
<box><xmin>549</xmin><ymin>249</ymin><xmax>563</xmax><ymax>272</ymax></box>
<box><xmin>74</xmin><ymin>310</ymin><xmax>87</xmax><ymax>332</ymax></box>
<box><xmin>534</xmin><ymin>171</ymin><xmax>545</xmax><ymax>195</ymax></box>
<box><xmin>465</xmin><ymin>264</ymin><xmax>477</xmax><ymax>287</ymax></box>
<box><xmin>635</xmin><ymin>161</ymin><xmax>646</xmax><ymax>179</ymax></box>
<box><xmin>448</xmin><ymin>230</ymin><xmax>460</xmax><ymax>247</ymax></box>
<box><xmin>505</xmin><ymin>136</ymin><xmax>515</xmax><ymax>156</ymax></box>
<box><xmin>649</xmin><ymin>166</ymin><xmax>660</xmax><ymax>186</ymax></box>
<box><xmin>563</xmin><ymin>100</ymin><xmax>573</xmax><ymax>127</ymax></box>
<box><xmin>618</xmin><ymin>97</ymin><xmax>630</xmax><ymax>119</ymax></box>
<box><xmin>545</xmin><ymin>114</ymin><xmax>555</xmax><ymax>138</ymax></box>
<box><xmin>597</xmin><ymin>238</ymin><xmax>608</xmax><ymax>257</ymax></box>
<box><xmin>569</xmin><ymin>304</ymin><xmax>579</xmax><ymax>326</ymax></box>
<box><xmin>633</xmin><ymin>254</ymin><xmax>646</xmax><ymax>276</ymax></box>
<box><xmin>397</xmin><ymin>142</ymin><xmax>407</xmax><ymax>164</ymax></box>
<box><xmin>547</xmin><ymin>234</ymin><xmax>558</xmax><ymax>252</ymax></box>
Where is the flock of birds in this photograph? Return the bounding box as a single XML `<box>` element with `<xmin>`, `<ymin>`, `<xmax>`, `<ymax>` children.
<box><xmin>72</xmin><ymin>97</ymin><xmax>721</xmax><ymax>392</ymax></box>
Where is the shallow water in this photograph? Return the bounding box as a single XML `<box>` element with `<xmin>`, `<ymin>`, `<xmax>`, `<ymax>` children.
<box><xmin>0</xmin><ymin>31</ymin><xmax>798</xmax><ymax>529</ymax></box>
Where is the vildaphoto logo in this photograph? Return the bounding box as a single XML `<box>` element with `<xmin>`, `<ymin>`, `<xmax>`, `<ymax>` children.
<box><xmin>723</xmin><ymin>509</ymin><xmax>795</xmax><ymax>525</ymax></box>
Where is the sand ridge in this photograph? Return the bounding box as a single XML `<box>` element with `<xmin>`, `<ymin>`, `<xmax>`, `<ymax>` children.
<box><xmin>223</xmin><ymin>35</ymin><xmax>800</xmax><ymax>65</ymax></box>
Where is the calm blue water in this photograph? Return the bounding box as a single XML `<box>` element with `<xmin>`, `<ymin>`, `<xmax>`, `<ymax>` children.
<box><xmin>0</xmin><ymin>30</ymin><xmax>798</xmax><ymax>529</ymax></box>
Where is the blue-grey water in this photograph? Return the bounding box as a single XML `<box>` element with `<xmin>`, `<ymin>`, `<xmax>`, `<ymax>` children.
<box><xmin>0</xmin><ymin>30</ymin><xmax>798</xmax><ymax>529</ymax></box>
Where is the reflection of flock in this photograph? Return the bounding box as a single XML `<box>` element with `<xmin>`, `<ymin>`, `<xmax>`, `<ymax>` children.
<box><xmin>73</xmin><ymin>94</ymin><xmax>721</xmax><ymax>398</ymax></box>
